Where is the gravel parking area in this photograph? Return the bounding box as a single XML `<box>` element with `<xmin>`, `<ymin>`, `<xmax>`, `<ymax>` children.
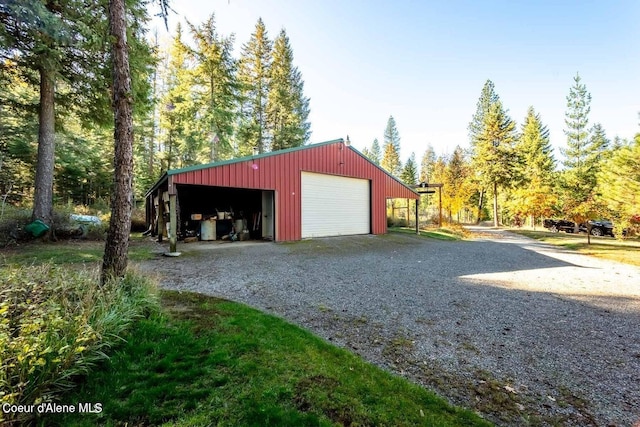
<box><xmin>140</xmin><ymin>228</ymin><xmax>640</xmax><ymax>426</ymax></box>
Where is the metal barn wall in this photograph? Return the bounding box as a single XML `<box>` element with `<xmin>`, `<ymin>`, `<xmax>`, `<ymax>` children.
<box><xmin>166</xmin><ymin>140</ymin><xmax>418</xmax><ymax>241</ymax></box>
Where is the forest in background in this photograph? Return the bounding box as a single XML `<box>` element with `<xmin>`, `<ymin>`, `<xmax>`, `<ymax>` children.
<box><xmin>0</xmin><ymin>7</ymin><xmax>310</xmax><ymax>213</ymax></box>
<box><xmin>1</xmin><ymin>2</ymin><xmax>639</xmax><ymax>237</ymax></box>
<box><xmin>364</xmin><ymin>77</ymin><xmax>640</xmax><ymax>236</ymax></box>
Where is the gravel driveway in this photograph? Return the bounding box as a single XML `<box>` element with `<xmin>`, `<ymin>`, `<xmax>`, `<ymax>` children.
<box><xmin>139</xmin><ymin>227</ymin><xmax>640</xmax><ymax>426</ymax></box>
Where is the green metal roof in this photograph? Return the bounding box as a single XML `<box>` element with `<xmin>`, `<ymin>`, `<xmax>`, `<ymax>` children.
<box><xmin>145</xmin><ymin>139</ymin><xmax>344</xmax><ymax>197</ymax></box>
<box><xmin>167</xmin><ymin>139</ymin><xmax>344</xmax><ymax>176</ymax></box>
<box><xmin>144</xmin><ymin>138</ymin><xmax>418</xmax><ymax>198</ymax></box>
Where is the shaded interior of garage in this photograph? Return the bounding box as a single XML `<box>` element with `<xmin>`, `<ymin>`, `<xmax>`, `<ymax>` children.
<box><xmin>175</xmin><ymin>184</ymin><xmax>274</xmax><ymax>241</ymax></box>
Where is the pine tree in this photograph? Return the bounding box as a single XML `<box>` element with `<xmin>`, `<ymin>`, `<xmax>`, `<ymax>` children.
<box><xmin>384</xmin><ymin>116</ymin><xmax>401</xmax><ymax>152</ymax></box>
<box><xmin>237</xmin><ymin>18</ymin><xmax>272</xmax><ymax>155</ymax></box>
<box><xmin>562</xmin><ymin>73</ymin><xmax>592</xmax><ymax>171</ymax></box>
<box><xmin>1</xmin><ymin>0</ymin><xmax>111</xmax><ymax>228</ymax></box>
<box><xmin>361</xmin><ymin>138</ymin><xmax>381</xmax><ymax>164</ymax></box>
<box><xmin>560</xmin><ymin>74</ymin><xmax>607</xmax><ymax>224</ymax></box>
<box><xmin>266</xmin><ymin>29</ymin><xmax>310</xmax><ymax>151</ymax></box>
<box><xmin>468</xmin><ymin>79</ymin><xmax>501</xmax><ymax>223</ymax></box>
<box><xmin>419</xmin><ymin>144</ymin><xmax>436</xmax><ymax>183</ymax></box>
<box><xmin>159</xmin><ymin>24</ymin><xmax>194</xmax><ymax>170</ymax></box>
<box><xmin>443</xmin><ymin>146</ymin><xmax>474</xmax><ymax>222</ymax></box>
<box><xmin>429</xmin><ymin>155</ymin><xmax>448</xmax><ymax>225</ymax></box>
<box><xmin>472</xmin><ymin>100</ymin><xmax>519</xmax><ymax>226</ymax></box>
<box><xmin>56</xmin><ymin>119</ymin><xmax>112</xmax><ymax>205</ymax></box>
<box><xmin>381</xmin><ymin>116</ymin><xmax>401</xmax><ymax>177</ymax></box>
<box><xmin>102</xmin><ymin>0</ymin><xmax>135</xmax><ymax>282</ymax></box>
<box><xmin>1</xmin><ymin>0</ymin><xmax>153</xmax><ymax>229</ymax></box>
<box><xmin>188</xmin><ymin>14</ymin><xmax>238</xmax><ymax>162</ymax></box>
<box><xmin>0</xmin><ymin>61</ymin><xmax>39</xmax><ymax>205</ymax></box>
<box><xmin>511</xmin><ymin>107</ymin><xmax>557</xmax><ymax>225</ymax></box>
<box><xmin>596</xmin><ymin>134</ymin><xmax>640</xmax><ymax>235</ymax></box>
<box><xmin>400</xmin><ymin>152</ymin><xmax>418</xmax><ymax>185</ymax></box>
<box><xmin>587</xmin><ymin>123</ymin><xmax>610</xmax><ymax>167</ymax></box>
<box><xmin>381</xmin><ymin>142</ymin><xmax>401</xmax><ymax>177</ymax></box>
<box><xmin>101</xmin><ymin>0</ymin><xmax>167</xmax><ymax>282</ymax></box>
<box><xmin>518</xmin><ymin>107</ymin><xmax>555</xmax><ymax>181</ymax></box>
<box><xmin>469</xmin><ymin>79</ymin><xmax>500</xmax><ymax>145</ymax></box>
<box><xmin>370</xmin><ymin>138</ymin><xmax>381</xmax><ymax>165</ymax></box>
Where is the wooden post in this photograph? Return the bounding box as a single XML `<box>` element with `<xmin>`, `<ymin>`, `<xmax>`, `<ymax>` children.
<box><xmin>438</xmin><ymin>186</ymin><xmax>443</xmax><ymax>227</ymax></box>
<box><xmin>169</xmin><ymin>194</ymin><xmax>177</xmax><ymax>253</ymax></box>
<box><xmin>157</xmin><ymin>189</ymin><xmax>164</xmax><ymax>242</ymax></box>
<box><xmin>406</xmin><ymin>198</ymin><xmax>409</xmax><ymax>226</ymax></box>
<box><xmin>415</xmin><ymin>197</ymin><xmax>419</xmax><ymax>234</ymax></box>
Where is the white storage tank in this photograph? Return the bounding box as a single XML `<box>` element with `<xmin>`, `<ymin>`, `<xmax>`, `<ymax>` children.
<box><xmin>200</xmin><ymin>219</ymin><xmax>216</xmax><ymax>241</ymax></box>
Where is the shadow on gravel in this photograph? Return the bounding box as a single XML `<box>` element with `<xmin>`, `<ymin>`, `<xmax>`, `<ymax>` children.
<box><xmin>140</xmin><ymin>233</ymin><xmax>640</xmax><ymax>427</ymax></box>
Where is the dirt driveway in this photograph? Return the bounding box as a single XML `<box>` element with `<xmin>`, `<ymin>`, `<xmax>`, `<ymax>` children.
<box><xmin>139</xmin><ymin>227</ymin><xmax>640</xmax><ymax>426</ymax></box>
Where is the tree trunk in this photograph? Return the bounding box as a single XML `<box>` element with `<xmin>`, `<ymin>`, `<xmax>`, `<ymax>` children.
<box><xmin>102</xmin><ymin>0</ymin><xmax>134</xmax><ymax>284</ymax></box>
<box><xmin>492</xmin><ymin>181</ymin><xmax>499</xmax><ymax>227</ymax></box>
<box><xmin>32</xmin><ymin>67</ymin><xmax>56</xmax><ymax>229</ymax></box>
<box><xmin>476</xmin><ymin>188</ymin><xmax>484</xmax><ymax>224</ymax></box>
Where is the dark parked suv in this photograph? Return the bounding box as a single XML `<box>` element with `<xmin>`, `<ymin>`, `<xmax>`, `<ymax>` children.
<box><xmin>543</xmin><ymin>218</ymin><xmax>616</xmax><ymax>237</ymax></box>
<box><xmin>543</xmin><ymin>219</ymin><xmax>578</xmax><ymax>233</ymax></box>
<box><xmin>580</xmin><ymin>220</ymin><xmax>615</xmax><ymax>237</ymax></box>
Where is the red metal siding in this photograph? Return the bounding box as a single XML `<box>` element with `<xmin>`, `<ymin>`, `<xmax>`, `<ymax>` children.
<box><xmin>169</xmin><ymin>141</ymin><xmax>418</xmax><ymax>241</ymax></box>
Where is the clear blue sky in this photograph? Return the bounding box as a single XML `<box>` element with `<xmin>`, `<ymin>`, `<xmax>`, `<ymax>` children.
<box><xmin>150</xmin><ymin>0</ymin><xmax>640</xmax><ymax>162</ymax></box>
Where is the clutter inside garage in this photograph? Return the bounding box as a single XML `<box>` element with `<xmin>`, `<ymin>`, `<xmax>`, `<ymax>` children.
<box><xmin>148</xmin><ymin>184</ymin><xmax>272</xmax><ymax>243</ymax></box>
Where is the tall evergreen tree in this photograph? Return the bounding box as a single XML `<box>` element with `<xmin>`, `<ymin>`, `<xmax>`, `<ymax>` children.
<box><xmin>381</xmin><ymin>142</ymin><xmax>401</xmax><ymax>177</ymax></box>
<box><xmin>560</xmin><ymin>74</ymin><xmax>607</xmax><ymax>225</ymax></box>
<box><xmin>468</xmin><ymin>79</ymin><xmax>500</xmax><ymax>145</ymax></box>
<box><xmin>102</xmin><ymin>0</ymin><xmax>165</xmax><ymax>282</ymax></box>
<box><xmin>443</xmin><ymin>146</ymin><xmax>474</xmax><ymax>222</ymax></box>
<box><xmin>381</xmin><ymin>116</ymin><xmax>401</xmax><ymax>177</ymax></box>
<box><xmin>159</xmin><ymin>24</ymin><xmax>194</xmax><ymax>170</ymax></box>
<box><xmin>266</xmin><ymin>29</ymin><xmax>310</xmax><ymax>151</ymax></box>
<box><xmin>472</xmin><ymin>100</ymin><xmax>519</xmax><ymax>226</ymax></box>
<box><xmin>419</xmin><ymin>144</ymin><xmax>437</xmax><ymax>183</ymax></box>
<box><xmin>237</xmin><ymin>18</ymin><xmax>272</xmax><ymax>155</ymax></box>
<box><xmin>56</xmin><ymin>118</ymin><xmax>112</xmax><ymax>205</ymax></box>
<box><xmin>429</xmin><ymin>155</ymin><xmax>448</xmax><ymax>224</ymax></box>
<box><xmin>518</xmin><ymin>107</ymin><xmax>555</xmax><ymax>180</ymax></box>
<box><xmin>361</xmin><ymin>138</ymin><xmax>381</xmax><ymax>164</ymax></box>
<box><xmin>511</xmin><ymin>107</ymin><xmax>557</xmax><ymax>225</ymax></box>
<box><xmin>562</xmin><ymin>73</ymin><xmax>592</xmax><ymax>171</ymax></box>
<box><xmin>596</xmin><ymin>134</ymin><xmax>640</xmax><ymax>236</ymax></box>
<box><xmin>370</xmin><ymin>138</ymin><xmax>381</xmax><ymax>165</ymax></box>
<box><xmin>0</xmin><ymin>0</ymin><xmax>112</xmax><ymax>228</ymax></box>
<box><xmin>102</xmin><ymin>0</ymin><xmax>135</xmax><ymax>282</ymax></box>
<box><xmin>0</xmin><ymin>60</ymin><xmax>39</xmax><ymax>205</ymax></box>
<box><xmin>188</xmin><ymin>14</ymin><xmax>238</xmax><ymax>162</ymax></box>
<box><xmin>400</xmin><ymin>152</ymin><xmax>418</xmax><ymax>186</ymax></box>
<box><xmin>588</xmin><ymin>123</ymin><xmax>610</xmax><ymax>164</ymax></box>
<box><xmin>468</xmin><ymin>79</ymin><xmax>500</xmax><ymax>223</ymax></box>
<box><xmin>384</xmin><ymin>115</ymin><xmax>401</xmax><ymax>152</ymax></box>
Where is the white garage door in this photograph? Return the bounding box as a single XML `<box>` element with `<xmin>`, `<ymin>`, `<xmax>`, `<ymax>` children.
<box><xmin>301</xmin><ymin>172</ymin><xmax>370</xmax><ymax>238</ymax></box>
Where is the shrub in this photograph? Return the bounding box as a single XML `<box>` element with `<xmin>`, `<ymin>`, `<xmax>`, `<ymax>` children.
<box><xmin>0</xmin><ymin>206</ymin><xmax>32</xmax><ymax>246</ymax></box>
<box><xmin>387</xmin><ymin>217</ymin><xmax>408</xmax><ymax>228</ymax></box>
<box><xmin>130</xmin><ymin>207</ymin><xmax>147</xmax><ymax>233</ymax></box>
<box><xmin>0</xmin><ymin>264</ymin><xmax>158</xmax><ymax>425</ymax></box>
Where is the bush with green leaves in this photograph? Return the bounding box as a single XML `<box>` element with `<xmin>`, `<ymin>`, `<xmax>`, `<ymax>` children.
<box><xmin>0</xmin><ymin>264</ymin><xmax>158</xmax><ymax>425</ymax></box>
<box><xmin>0</xmin><ymin>206</ymin><xmax>32</xmax><ymax>246</ymax></box>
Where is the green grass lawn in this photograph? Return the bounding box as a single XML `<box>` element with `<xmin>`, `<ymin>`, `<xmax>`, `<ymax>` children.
<box><xmin>48</xmin><ymin>290</ymin><xmax>491</xmax><ymax>427</ymax></box>
<box><xmin>389</xmin><ymin>226</ymin><xmax>464</xmax><ymax>241</ymax></box>
<box><xmin>0</xmin><ymin>236</ymin><xmax>155</xmax><ymax>266</ymax></box>
<box><xmin>2</xmin><ymin>238</ymin><xmax>492</xmax><ymax>426</ymax></box>
<box><xmin>509</xmin><ymin>229</ymin><xmax>640</xmax><ymax>267</ymax></box>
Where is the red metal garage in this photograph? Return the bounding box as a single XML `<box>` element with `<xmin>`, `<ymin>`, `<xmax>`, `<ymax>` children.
<box><xmin>145</xmin><ymin>138</ymin><xmax>418</xmax><ymax>244</ymax></box>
